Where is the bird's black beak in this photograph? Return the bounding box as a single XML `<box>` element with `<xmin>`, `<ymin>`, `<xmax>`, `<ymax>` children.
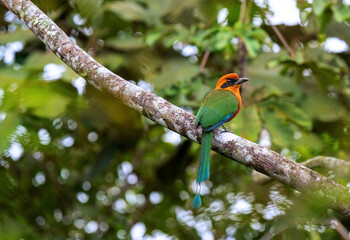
<box><xmin>235</xmin><ymin>78</ymin><xmax>249</xmax><ymax>85</ymax></box>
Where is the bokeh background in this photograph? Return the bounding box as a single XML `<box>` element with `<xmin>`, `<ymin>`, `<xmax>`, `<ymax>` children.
<box><xmin>1</xmin><ymin>0</ymin><xmax>350</xmax><ymax>239</ymax></box>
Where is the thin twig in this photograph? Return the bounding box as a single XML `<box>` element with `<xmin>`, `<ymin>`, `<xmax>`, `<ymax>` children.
<box><xmin>199</xmin><ymin>49</ymin><xmax>210</xmax><ymax>73</ymax></box>
<box><xmin>262</xmin><ymin>10</ymin><xmax>295</xmax><ymax>58</ymax></box>
<box><xmin>330</xmin><ymin>219</ymin><xmax>350</xmax><ymax>240</ymax></box>
<box><xmin>239</xmin><ymin>0</ymin><xmax>247</xmax><ymax>23</ymax></box>
<box><xmin>237</xmin><ymin>0</ymin><xmax>247</xmax><ymax>77</ymax></box>
<box><xmin>237</xmin><ymin>38</ymin><xmax>247</xmax><ymax>77</ymax></box>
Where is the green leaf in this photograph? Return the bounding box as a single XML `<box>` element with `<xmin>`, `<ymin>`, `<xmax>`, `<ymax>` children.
<box><xmin>76</xmin><ymin>0</ymin><xmax>103</xmax><ymax>25</ymax></box>
<box><xmin>317</xmin><ymin>9</ymin><xmax>333</xmax><ymax>32</ymax></box>
<box><xmin>313</xmin><ymin>0</ymin><xmax>330</xmax><ymax>16</ymax></box>
<box><xmin>211</xmin><ymin>29</ymin><xmax>234</xmax><ymax>51</ymax></box>
<box><xmin>196</xmin><ymin>0</ymin><xmax>219</xmax><ymax>21</ymax></box>
<box><xmin>274</xmin><ymin>101</ymin><xmax>313</xmax><ymax>130</ymax></box>
<box><xmin>260</xmin><ymin>108</ymin><xmax>295</xmax><ymax>147</ymax></box>
<box><xmin>293</xmin><ymin>133</ymin><xmax>324</xmax><ymax>155</ymax></box>
<box><xmin>0</xmin><ymin>111</ymin><xmax>19</xmax><ymax>153</ymax></box>
<box><xmin>22</xmin><ymin>52</ymin><xmax>78</xmax><ymax>82</ymax></box>
<box><xmin>0</xmin><ymin>169</ymin><xmax>17</xmax><ymax>204</ymax></box>
<box><xmin>146</xmin><ymin>57</ymin><xmax>198</xmax><ymax>89</ymax></box>
<box><xmin>309</xmin><ymin>230</ymin><xmax>322</xmax><ymax>240</ymax></box>
<box><xmin>23</xmin><ymin>52</ymin><xmax>63</xmax><ymax>71</ymax></box>
<box><xmin>0</xmin><ymin>68</ymin><xmax>27</xmax><ymax>88</ymax></box>
<box><xmin>61</xmin><ymin>67</ymin><xmax>80</xmax><ymax>83</ymax></box>
<box><xmin>0</xmin><ymin>29</ymin><xmax>35</xmax><ymax>45</ymax></box>
<box><xmin>235</xmin><ymin>22</ymin><xmax>261</xmax><ymax>58</ymax></box>
<box><xmin>229</xmin><ymin>105</ymin><xmax>261</xmax><ymax>142</ymax></box>
<box><xmin>106</xmin><ymin>36</ymin><xmax>146</xmax><ymax>51</ymax></box>
<box><xmin>85</xmin><ymin>140</ymin><xmax>117</xmax><ymax>179</ymax></box>
<box><xmin>301</xmin><ymin>92</ymin><xmax>347</xmax><ymax>122</ymax></box>
<box><xmin>250</xmin><ymin>28</ymin><xmax>268</xmax><ymax>42</ymax></box>
<box><xmin>332</xmin><ymin>3</ymin><xmax>350</xmax><ymax>22</ymax></box>
<box><xmin>326</xmin><ymin>20</ymin><xmax>350</xmax><ymax>45</ymax></box>
<box><xmin>164</xmin><ymin>24</ymin><xmax>190</xmax><ymax>46</ymax></box>
<box><xmin>248</xmin><ymin>55</ymin><xmax>302</xmax><ymax>99</ymax></box>
<box><xmin>145</xmin><ymin>31</ymin><xmax>163</xmax><ymax>46</ymax></box>
<box><xmin>241</xmin><ymin>36</ymin><xmax>260</xmax><ymax>58</ymax></box>
<box><xmin>20</xmin><ymin>83</ymin><xmax>73</xmax><ymax>118</ymax></box>
<box><xmin>138</xmin><ymin>0</ymin><xmax>173</xmax><ymax>25</ymax></box>
<box><xmin>192</xmin><ymin>27</ymin><xmax>218</xmax><ymax>47</ymax></box>
<box><xmin>96</xmin><ymin>53</ymin><xmax>125</xmax><ymax>70</ymax></box>
<box><xmin>104</xmin><ymin>1</ymin><xmax>146</xmax><ymax>22</ymax></box>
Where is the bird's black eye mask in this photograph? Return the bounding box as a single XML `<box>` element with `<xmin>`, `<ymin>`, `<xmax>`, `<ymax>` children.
<box><xmin>220</xmin><ymin>78</ymin><xmax>236</xmax><ymax>88</ymax></box>
<box><xmin>221</xmin><ymin>77</ymin><xmax>249</xmax><ymax>88</ymax></box>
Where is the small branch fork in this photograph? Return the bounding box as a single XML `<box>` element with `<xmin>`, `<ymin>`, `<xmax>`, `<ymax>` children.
<box><xmin>2</xmin><ymin>0</ymin><xmax>350</xmax><ymax>217</ymax></box>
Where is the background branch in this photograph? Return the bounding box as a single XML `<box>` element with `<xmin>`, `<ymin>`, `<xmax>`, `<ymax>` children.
<box><xmin>3</xmin><ymin>0</ymin><xmax>350</xmax><ymax>217</ymax></box>
<box><xmin>237</xmin><ymin>0</ymin><xmax>248</xmax><ymax>77</ymax></box>
<box><xmin>262</xmin><ymin>10</ymin><xmax>295</xmax><ymax>58</ymax></box>
<box><xmin>199</xmin><ymin>49</ymin><xmax>210</xmax><ymax>73</ymax></box>
<box><xmin>330</xmin><ymin>219</ymin><xmax>350</xmax><ymax>240</ymax></box>
<box><xmin>303</xmin><ymin>156</ymin><xmax>350</xmax><ymax>173</ymax></box>
<box><xmin>260</xmin><ymin>218</ymin><xmax>350</xmax><ymax>240</ymax></box>
<box><xmin>253</xmin><ymin>156</ymin><xmax>350</xmax><ymax>183</ymax></box>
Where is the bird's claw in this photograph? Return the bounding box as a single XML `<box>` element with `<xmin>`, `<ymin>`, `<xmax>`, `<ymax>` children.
<box><xmin>220</xmin><ymin>125</ymin><xmax>232</xmax><ymax>134</ymax></box>
<box><xmin>220</xmin><ymin>130</ymin><xmax>232</xmax><ymax>134</ymax></box>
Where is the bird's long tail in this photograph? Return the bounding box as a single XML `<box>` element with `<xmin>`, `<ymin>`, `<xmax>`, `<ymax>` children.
<box><xmin>191</xmin><ymin>131</ymin><xmax>213</xmax><ymax>209</ymax></box>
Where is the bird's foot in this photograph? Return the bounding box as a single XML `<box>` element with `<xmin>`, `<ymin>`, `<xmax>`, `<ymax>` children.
<box><xmin>220</xmin><ymin>125</ymin><xmax>232</xmax><ymax>134</ymax></box>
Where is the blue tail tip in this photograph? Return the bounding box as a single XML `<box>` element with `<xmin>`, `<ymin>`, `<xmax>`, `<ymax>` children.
<box><xmin>204</xmin><ymin>170</ymin><xmax>209</xmax><ymax>180</ymax></box>
<box><xmin>191</xmin><ymin>195</ymin><xmax>202</xmax><ymax>209</ymax></box>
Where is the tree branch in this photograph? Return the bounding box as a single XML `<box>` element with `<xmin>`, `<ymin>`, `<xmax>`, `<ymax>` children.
<box><xmin>253</xmin><ymin>156</ymin><xmax>350</xmax><ymax>184</ymax></box>
<box><xmin>261</xmin><ymin>218</ymin><xmax>350</xmax><ymax>240</ymax></box>
<box><xmin>3</xmin><ymin>0</ymin><xmax>350</xmax><ymax>216</ymax></box>
<box><xmin>303</xmin><ymin>156</ymin><xmax>350</xmax><ymax>173</ymax></box>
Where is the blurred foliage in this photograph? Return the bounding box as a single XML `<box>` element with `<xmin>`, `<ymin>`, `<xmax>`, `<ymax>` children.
<box><xmin>0</xmin><ymin>0</ymin><xmax>350</xmax><ymax>239</ymax></box>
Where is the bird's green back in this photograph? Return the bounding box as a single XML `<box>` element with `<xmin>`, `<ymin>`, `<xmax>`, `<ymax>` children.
<box><xmin>195</xmin><ymin>89</ymin><xmax>239</xmax><ymax>129</ymax></box>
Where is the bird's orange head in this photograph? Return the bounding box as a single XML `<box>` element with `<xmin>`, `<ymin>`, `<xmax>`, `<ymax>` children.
<box><xmin>215</xmin><ymin>73</ymin><xmax>249</xmax><ymax>94</ymax></box>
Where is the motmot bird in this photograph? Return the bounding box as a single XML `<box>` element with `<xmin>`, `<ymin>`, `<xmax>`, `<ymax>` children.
<box><xmin>192</xmin><ymin>73</ymin><xmax>248</xmax><ymax>209</ymax></box>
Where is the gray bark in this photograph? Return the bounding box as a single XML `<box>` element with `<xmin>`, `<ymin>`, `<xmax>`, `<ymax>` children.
<box><xmin>253</xmin><ymin>156</ymin><xmax>350</xmax><ymax>184</ymax></box>
<box><xmin>2</xmin><ymin>0</ymin><xmax>350</xmax><ymax>216</ymax></box>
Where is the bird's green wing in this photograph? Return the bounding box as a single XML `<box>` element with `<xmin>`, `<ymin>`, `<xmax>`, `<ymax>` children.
<box><xmin>195</xmin><ymin>89</ymin><xmax>239</xmax><ymax>129</ymax></box>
